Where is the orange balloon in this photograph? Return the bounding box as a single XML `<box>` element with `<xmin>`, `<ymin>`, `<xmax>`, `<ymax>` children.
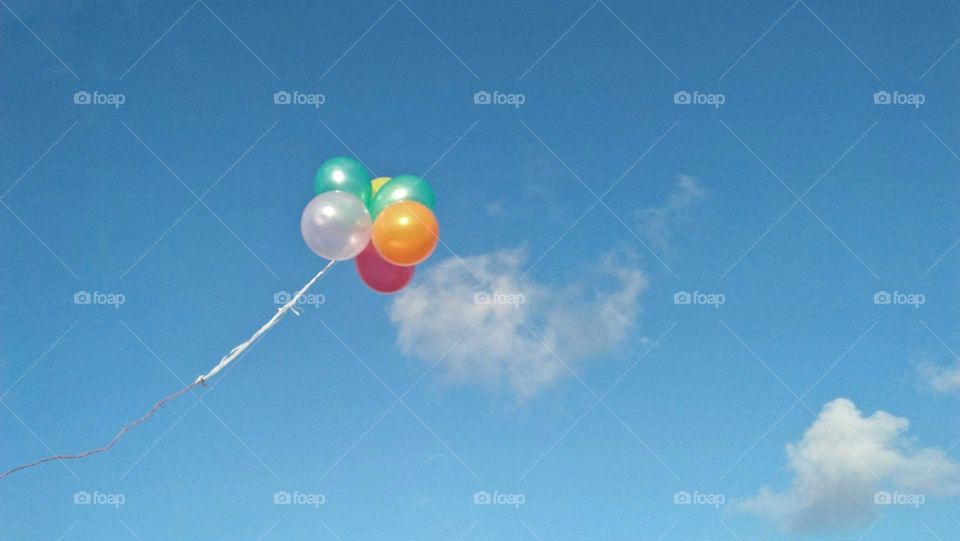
<box><xmin>371</xmin><ymin>201</ymin><xmax>439</xmax><ymax>266</ymax></box>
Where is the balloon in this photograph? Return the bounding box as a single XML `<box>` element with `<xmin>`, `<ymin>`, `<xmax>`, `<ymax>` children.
<box><xmin>371</xmin><ymin>201</ymin><xmax>439</xmax><ymax>266</ymax></box>
<box><xmin>354</xmin><ymin>241</ymin><xmax>414</xmax><ymax>293</ymax></box>
<box><xmin>370</xmin><ymin>177</ymin><xmax>391</xmax><ymax>195</ymax></box>
<box><xmin>314</xmin><ymin>156</ymin><xmax>372</xmax><ymax>206</ymax></box>
<box><xmin>368</xmin><ymin>175</ymin><xmax>435</xmax><ymax>219</ymax></box>
<box><xmin>300</xmin><ymin>191</ymin><xmax>371</xmax><ymax>260</ymax></box>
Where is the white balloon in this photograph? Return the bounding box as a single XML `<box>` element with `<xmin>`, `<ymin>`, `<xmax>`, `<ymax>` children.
<box><xmin>300</xmin><ymin>191</ymin><xmax>371</xmax><ymax>260</ymax></box>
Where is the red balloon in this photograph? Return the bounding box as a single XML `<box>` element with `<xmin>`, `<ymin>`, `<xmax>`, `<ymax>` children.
<box><xmin>354</xmin><ymin>242</ymin><xmax>414</xmax><ymax>293</ymax></box>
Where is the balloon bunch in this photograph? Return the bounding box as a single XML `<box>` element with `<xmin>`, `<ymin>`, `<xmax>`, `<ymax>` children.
<box><xmin>300</xmin><ymin>157</ymin><xmax>440</xmax><ymax>293</ymax></box>
<box><xmin>0</xmin><ymin>156</ymin><xmax>442</xmax><ymax>482</ymax></box>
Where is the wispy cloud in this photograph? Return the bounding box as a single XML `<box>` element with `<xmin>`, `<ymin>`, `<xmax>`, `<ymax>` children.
<box><xmin>740</xmin><ymin>398</ymin><xmax>959</xmax><ymax>534</ymax></box>
<box><xmin>918</xmin><ymin>359</ymin><xmax>960</xmax><ymax>394</ymax></box>
<box><xmin>636</xmin><ymin>175</ymin><xmax>707</xmax><ymax>252</ymax></box>
<box><xmin>388</xmin><ymin>248</ymin><xmax>647</xmax><ymax>399</ymax></box>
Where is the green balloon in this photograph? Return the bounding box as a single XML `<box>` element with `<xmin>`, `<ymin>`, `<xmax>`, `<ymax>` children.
<box><xmin>369</xmin><ymin>175</ymin><xmax>435</xmax><ymax>219</ymax></box>
<box><xmin>314</xmin><ymin>156</ymin><xmax>372</xmax><ymax>206</ymax></box>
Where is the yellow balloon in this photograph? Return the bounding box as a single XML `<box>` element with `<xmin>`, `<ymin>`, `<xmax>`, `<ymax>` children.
<box><xmin>371</xmin><ymin>177</ymin><xmax>391</xmax><ymax>195</ymax></box>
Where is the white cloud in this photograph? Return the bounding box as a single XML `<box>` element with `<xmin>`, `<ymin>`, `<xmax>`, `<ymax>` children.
<box><xmin>484</xmin><ymin>199</ymin><xmax>506</xmax><ymax>217</ymax></box>
<box><xmin>919</xmin><ymin>359</ymin><xmax>960</xmax><ymax>393</ymax></box>
<box><xmin>388</xmin><ymin>248</ymin><xmax>647</xmax><ymax>399</ymax></box>
<box><xmin>740</xmin><ymin>398</ymin><xmax>959</xmax><ymax>533</ymax></box>
<box><xmin>636</xmin><ymin>175</ymin><xmax>707</xmax><ymax>251</ymax></box>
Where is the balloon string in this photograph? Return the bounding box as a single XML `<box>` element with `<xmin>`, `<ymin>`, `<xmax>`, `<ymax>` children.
<box><xmin>196</xmin><ymin>258</ymin><xmax>337</xmax><ymax>384</ymax></box>
<box><xmin>0</xmin><ymin>382</ymin><xmax>199</xmax><ymax>481</ymax></box>
<box><xmin>0</xmin><ymin>260</ymin><xmax>337</xmax><ymax>481</ymax></box>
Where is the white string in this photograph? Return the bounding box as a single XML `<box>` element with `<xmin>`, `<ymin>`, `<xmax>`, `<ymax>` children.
<box><xmin>0</xmin><ymin>259</ymin><xmax>338</xmax><ymax>481</ymax></box>
<box><xmin>196</xmin><ymin>258</ymin><xmax>337</xmax><ymax>384</ymax></box>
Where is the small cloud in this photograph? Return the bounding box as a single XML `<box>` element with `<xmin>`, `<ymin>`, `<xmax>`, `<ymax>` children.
<box><xmin>636</xmin><ymin>175</ymin><xmax>707</xmax><ymax>252</ymax></box>
<box><xmin>388</xmin><ymin>248</ymin><xmax>647</xmax><ymax>399</ymax></box>
<box><xmin>918</xmin><ymin>359</ymin><xmax>960</xmax><ymax>393</ymax></box>
<box><xmin>740</xmin><ymin>398</ymin><xmax>959</xmax><ymax>534</ymax></box>
<box><xmin>485</xmin><ymin>199</ymin><xmax>506</xmax><ymax>216</ymax></box>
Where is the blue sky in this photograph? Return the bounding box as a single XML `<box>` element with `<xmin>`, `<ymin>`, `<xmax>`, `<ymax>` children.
<box><xmin>2</xmin><ymin>0</ymin><xmax>960</xmax><ymax>539</ymax></box>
